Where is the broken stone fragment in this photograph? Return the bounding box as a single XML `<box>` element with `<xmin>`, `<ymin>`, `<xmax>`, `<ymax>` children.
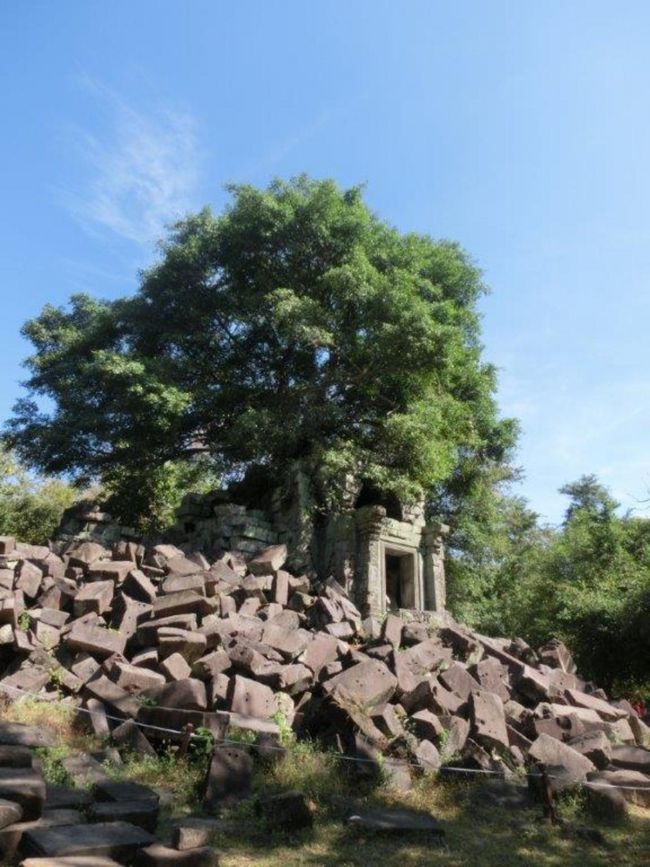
<box><xmin>567</xmin><ymin>731</ymin><xmax>612</xmax><ymax>769</ymax></box>
<box><xmin>65</xmin><ymin>624</ymin><xmax>126</xmax><ymax>659</ymax></box>
<box><xmin>227</xmin><ymin>674</ymin><xmax>276</xmax><ymax>719</ymax></box>
<box><xmin>0</xmin><ymin>768</ymin><xmax>45</xmax><ymax>820</ymax></box>
<box><xmin>323</xmin><ymin>659</ymin><xmax>398</xmax><ymax>710</ymax></box>
<box><xmin>202</xmin><ymin>746</ymin><xmax>253</xmax><ymax>809</ymax></box>
<box><xmin>247</xmin><ymin>544</ymin><xmax>288</xmax><ymax>575</ymax></box>
<box><xmin>528</xmin><ymin>732</ymin><xmax>596</xmax><ymax>782</ymax></box>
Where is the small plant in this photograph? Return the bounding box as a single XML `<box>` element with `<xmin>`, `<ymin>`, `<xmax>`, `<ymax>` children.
<box><xmin>272</xmin><ymin>709</ymin><xmax>295</xmax><ymax>747</ymax></box>
<box><xmin>226</xmin><ymin>726</ymin><xmax>257</xmax><ymax>747</ymax></box>
<box><xmin>33</xmin><ymin>745</ymin><xmax>73</xmax><ymax>787</ymax></box>
<box><xmin>17</xmin><ymin>611</ymin><xmax>33</xmax><ymax>632</ymax></box>
<box><xmin>137</xmin><ymin>695</ymin><xmax>157</xmax><ymax>708</ymax></box>
<box><xmin>189</xmin><ymin>726</ymin><xmax>215</xmax><ymax>761</ymax></box>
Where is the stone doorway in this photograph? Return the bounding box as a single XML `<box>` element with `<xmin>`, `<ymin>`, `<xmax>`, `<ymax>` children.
<box><xmin>384</xmin><ymin>548</ymin><xmax>416</xmax><ymax>610</ymax></box>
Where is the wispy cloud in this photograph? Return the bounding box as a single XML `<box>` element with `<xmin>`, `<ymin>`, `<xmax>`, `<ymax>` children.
<box><xmin>62</xmin><ymin>81</ymin><xmax>200</xmax><ymax>247</ymax></box>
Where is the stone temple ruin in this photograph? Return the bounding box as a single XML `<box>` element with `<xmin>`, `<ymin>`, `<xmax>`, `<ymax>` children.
<box><xmin>59</xmin><ymin>465</ymin><xmax>448</xmax><ymax>619</ymax></box>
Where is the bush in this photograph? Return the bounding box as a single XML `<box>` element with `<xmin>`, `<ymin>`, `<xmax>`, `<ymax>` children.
<box><xmin>0</xmin><ymin>447</ymin><xmax>77</xmax><ymax>544</ymax></box>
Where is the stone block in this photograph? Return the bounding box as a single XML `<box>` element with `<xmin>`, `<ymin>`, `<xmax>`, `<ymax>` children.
<box><xmin>20</xmin><ymin>821</ymin><xmax>155</xmax><ymax>860</ymax></box>
<box><xmin>323</xmin><ymin>659</ymin><xmax>397</xmax><ymax>710</ymax></box>
<box><xmin>529</xmin><ymin>733</ymin><xmax>595</xmax><ymax>782</ymax></box>
<box><xmin>203</xmin><ymin>746</ymin><xmax>253</xmax><ymax>808</ymax></box>
<box><xmin>111</xmin><ymin>719</ymin><xmax>157</xmax><ymax>758</ymax></box>
<box><xmin>0</xmin><ymin>798</ymin><xmax>22</xmax><ymax>830</ymax></box>
<box><xmin>471</xmin><ymin>689</ymin><xmax>509</xmax><ymax>751</ymax></box>
<box><xmin>227</xmin><ymin>675</ymin><xmax>276</xmax><ymax>719</ymax></box>
<box><xmin>65</xmin><ymin>624</ymin><xmax>126</xmax><ymax>659</ymax></box>
<box><xmin>73</xmin><ymin>581</ymin><xmax>114</xmax><ymax>616</ymax></box>
<box><xmin>0</xmin><ymin>768</ymin><xmax>45</xmax><ymax>819</ymax></box>
<box><xmin>139</xmin><ymin>843</ymin><xmax>219</xmax><ymax>866</ymax></box>
<box><xmin>88</xmin><ymin>798</ymin><xmax>159</xmax><ymax>832</ymax></box>
<box><xmin>247</xmin><ymin>545</ymin><xmax>287</xmax><ymax>575</ymax></box>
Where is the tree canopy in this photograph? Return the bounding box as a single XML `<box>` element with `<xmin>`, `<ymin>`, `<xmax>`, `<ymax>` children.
<box><xmin>5</xmin><ymin>176</ymin><xmax>515</xmax><ymax>522</ymax></box>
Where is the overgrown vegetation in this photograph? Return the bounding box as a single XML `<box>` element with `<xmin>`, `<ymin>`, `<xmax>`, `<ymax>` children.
<box><xmin>0</xmin><ymin>446</ymin><xmax>76</xmax><ymax>543</ymax></box>
<box><xmin>448</xmin><ymin>474</ymin><xmax>650</xmax><ymax>696</ymax></box>
<box><xmin>5</xmin><ymin>176</ymin><xmax>516</xmax><ymax>525</ymax></box>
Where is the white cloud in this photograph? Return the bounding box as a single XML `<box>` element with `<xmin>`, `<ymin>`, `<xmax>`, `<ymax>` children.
<box><xmin>63</xmin><ymin>82</ymin><xmax>200</xmax><ymax>247</ymax></box>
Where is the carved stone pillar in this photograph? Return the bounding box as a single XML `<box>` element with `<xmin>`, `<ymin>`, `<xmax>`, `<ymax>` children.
<box><xmin>421</xmin><ymin>522</ymin><xmax>449</xmax><ymax>611</ymax></box>
<box><xmin>354</xmin><ymin>505</ymin><xmax>386</xmax><ymax>617</ymax></box>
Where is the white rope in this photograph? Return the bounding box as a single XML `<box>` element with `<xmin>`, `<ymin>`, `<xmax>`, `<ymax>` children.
<box><xmin>1</xmin><ymin>682</ymin><xmax>649</xmax><ymax>791</ymax></box>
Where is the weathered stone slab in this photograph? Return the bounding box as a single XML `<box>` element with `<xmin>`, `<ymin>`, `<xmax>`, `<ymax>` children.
<box><xmin>65</xmin><ymin>624</ymin><xmax>126</xmax><ymax>658</ymax></box>
<box><xmin>0</xmin><ymin>768</ymin><xmax>45</xmax><ymax>819</ymax></box>
<box><xmin>528</xmin><ymin>733</ymin><xmax>595</xmax><ymax>782</ymax></box>
<box><xmin>110</xmin><ymin>719</ymin><xmax>157</xmax><ymax>758</ymax></box>
<box><xmin>88</xmin><ymin>798</ymin><xmax>159</xmax><ymax>832</ymax></box>
<box><xmin>138</xmin><ymin>844</ymin><xmax>219</xmax><ymax>866</ymax></box>
<box><xmin>203</xmin><ymin>746</ymin><xmax>253</xmax><ymax>808</ymax></box>
<box><xmin>61</xmin><ymin>755</ymin><xmax>109</xmax><ymax>788</ymax></box>
<box><xmin>346</xmin><ymin>806</ymin><xmax>444</xmax><ymax>834</ymax></box>
<box><xmin>471</xmin><ymin>689</ymin><xmax>508</xmax><ymax>750</ymax></box>
<box><xmin>248</xmin><ymin>545</ymin><xmax>287</xmax><ymax>575</ymax></box>
<box><xmin>567</xmin><ymin>731</ymin><xmax>612</xmax><ymax>769</ymax></box>
<box><xmin>0</xmin><ymin>745</ymin><xmax>32</xmax><ymax>768</ymax></box>
<box><xmin>20</xmin><ymin>821</ymin><xmax>155</xmax><ymax>859</ymax></box>
<box><xmin>20</xmin><ymin>858</ymin><xmax>121</xmax><ymax>866</ymax></box>
<box><xmin>0</xmin><ymin>798</ymin><xmax>22</xmax><ymax>830</ymax></box>
<box><xmin>587</xmin><ymin>769</ymin><xmax>650</xmax><ymax>807</ymax></box>
<box><xmin>109</xmin><ymin>660</ymin><xmax>166</xmax><ymax>693</ymax></box>
<box><xmin>86</xmin><ymin>561</ymin><xmax>133</xmax><ymax>584</ymax></box>
<box><xmin>0</xmin><ymin>722</ymin><xmax>56</xmax><ymax>748</ymax></box>
<box><xmin>610</xmin><ymin>745</ymin><xmax>650</xmax><ymax>773</ymax></box>
<box><xmin>227</xmin><ymin>675</ymin><xmax>276</xmax><ymax>719</ymax></box>
<box><xmin>322</xmin><ymin>660</ymin><xmax>397</xmax><ymax>710</ymax></box>
<box><xmin>564</xmin><ymin>688</ymin><xmax>627</xmax><ymax>721</ymax></box>
<box><xmin>73</xmin><ymin>581</ymin><xmax>114</xmax><ymax>616</ymax></box>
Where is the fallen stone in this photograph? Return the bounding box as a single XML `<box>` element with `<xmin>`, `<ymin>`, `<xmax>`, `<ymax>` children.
<box><xmin>586</xmin><ymin>769</ymin><xmax>650</xmax><ymax>807</ymax></box>
<box><xmin>323</xmin><ymin>659</ymin><xmax>397</xmax><ymax>710</ymax></box>
<box><xmin>138</xmin><ymin>843</ymin><xmax>219</xmax><ymax>866</ymax></box>
<box><xmin>227</xmin><ymin>675</ymin><xmax>276</xmax><ymax>719</ymax></box>
<box><xmin>567</xmin><ymin>731</ymin><xmax>612</xmax><ymax>770</ymax></box>
<box><xmin>20</xmin><ymin>821</ymin><xmax>155</xmax><ymax>860</ymax></box>
<box><xmin>608</xmin><ymin>745</ymin><xmax>650</xmax><ymax>774</ymax></box>
<box><xmin>65</xmin><ymin>624</ymin><xmax>126</xmax><ymax>659</ymax></box>
<box><xmin>111</xmin><ymin>719</ymin><xmax>157</xmax><ymax>757</ymax></box>
<box><xmin>0</xmin><ymin>798</ymin><xmax>22</xmax><ymax>830</ymax></box>
<box><xmin>346</xmin><ymin>806</ymin><xmax>444</xmax><ymax>835</ymax></box>
<box><xmin>0</xmin><ymin>722</ymin><xmax>56</xmax><ymax>749</ymax></box>
<box><xmin>0</xmin><ymin>768</ymin><xmax>45</xmax><ymax>819</ymax></box>
<box><xmin>203</xmin><ymin>746</ymin><xmax>253</xmax><ymax>808</ymax></box>
<box><xmin>248</xmin><ymin>545</ymin><xmax>287</xmax><ymax>575</ymax></box>
<box><xmin>528</xmin><ymin>733</ymin><xmax>596</xmax><ymax>783</ymax></box>
<box><xmin>0</xmin><ymin>744</ymin><xmax>33</xmax><ymax>768</ymax></box>
<box><xmin>87</xmin><ymin>798</ymin><xmax>159</xmax><ymax>832</ymax></box>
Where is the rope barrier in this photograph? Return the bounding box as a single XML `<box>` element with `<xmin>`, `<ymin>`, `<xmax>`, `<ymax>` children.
<box><xmin>1</xmin><ymin>681</ymin><xmax>649</xmax><ymax>792</ymax></box>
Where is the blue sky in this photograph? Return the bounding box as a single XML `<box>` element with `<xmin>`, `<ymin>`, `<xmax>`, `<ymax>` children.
<box><xmin>2</xmin><ymin>1</ymin><xmax>650</xmax><ymax>524</ymax></box>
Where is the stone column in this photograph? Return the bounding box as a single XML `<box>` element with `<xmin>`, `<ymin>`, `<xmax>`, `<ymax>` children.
<box><xmin>354</xmin><ymin>506</ymin><xmax>386</xmax><ymax>617</ymax></box>
<box><xmin>421</xmin><ymin>523</ymin><xmax>449</xmax><ymax>611</ymax></box>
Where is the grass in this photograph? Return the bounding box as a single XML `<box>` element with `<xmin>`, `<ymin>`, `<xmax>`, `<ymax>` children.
<box><xmin>2</xmin><ymin>696</ymin><xmax>649</xmax><ymax>865</ymax></box>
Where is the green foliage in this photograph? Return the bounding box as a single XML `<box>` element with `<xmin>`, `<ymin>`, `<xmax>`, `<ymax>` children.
<box><xmin>33</xmin><ymin>745</ymin><xmax>74</xmax><ymax>787</ymax></box>
<box><xmin>451</xmin><ymin>474</ymin><xmax>650</xmax><ymax>695</ymax></box>
<box><xmin>6</xmin><ymin>176</ymin><xmax>514</xmax><ymax>524</ymax></box>
<box><xmin>17</xmin><ymin>611</ymin><xmax>33</xmax><ymax>632</ymax></box>
<box><xmin>0</xmin><ymin>447</ymin><xmax>77</xmax><ymax>544</ymax></box>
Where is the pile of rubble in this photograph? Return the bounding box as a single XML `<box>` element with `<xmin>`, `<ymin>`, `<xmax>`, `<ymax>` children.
<box><xmin>0</xmin><ymin>737</ymin><xmax>219</xmax><ymax>865</ymax></box>
<box><xmin>0</xmin><ymin>533</ymin><xmax>649</xmax><ymax>831</ymax></box>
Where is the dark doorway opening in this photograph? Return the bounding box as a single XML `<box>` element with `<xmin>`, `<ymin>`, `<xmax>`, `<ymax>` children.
<box><xmin>385</xmin><ymin>550</ymin><xmax>416</xmax><ymax>610</ymax></box>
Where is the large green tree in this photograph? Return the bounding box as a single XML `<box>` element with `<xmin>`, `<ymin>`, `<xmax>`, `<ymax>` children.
<box><xmin>6</xmin><ymin>177</ymin><xmax>515</xmax><ymax>523</ymax></box>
